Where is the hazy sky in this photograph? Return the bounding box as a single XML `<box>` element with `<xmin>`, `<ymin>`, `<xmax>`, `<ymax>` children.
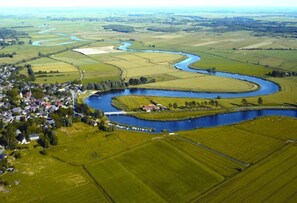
<box><xmin>1</xmin><ymin>0</ymin><xmax>296</xmax><ymax>7</ymax></box>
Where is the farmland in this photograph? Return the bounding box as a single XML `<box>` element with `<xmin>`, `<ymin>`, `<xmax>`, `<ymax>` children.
<box><xmin>86</xmin><ymin>140</ymin><xmax>224</xmax><ymax>202</ymax></box>
<box><xmin>197</xmin><ymin>144</ymin><xmax>297</xmax><ymax>203</ymax></box>
<box><xmin>25</xmin><ymin>57</ymin><xmax>80</xmax><ymax>83</ymax></box>
<box><xmin>0</xmin><ymin>8</ymin><xmax>297</xmax><ymax>203</ymax></box>
<box><xmin>51</xmin><ymin>50</ymin><xmax>121</xmax><ymax>83</ymax></box>
<box><xmin>1</xmin><ymin>116</ymin><xmax>296</xmax><ymax>202</ymax></box>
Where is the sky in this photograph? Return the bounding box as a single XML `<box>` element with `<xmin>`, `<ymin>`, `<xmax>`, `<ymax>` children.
<box><xmin>0</xmin><ymin>0</ymin><xmax>296</xmax><ymax>8</ymax></box>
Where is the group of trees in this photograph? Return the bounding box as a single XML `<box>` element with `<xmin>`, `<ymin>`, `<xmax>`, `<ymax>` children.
<box><xmin>128</xmin><ymin>76</ymin><xmax>155</xmax><ymax>85</ymax></box>
<box><xmin>38</xmin><ymin>129</ymin><xmax>58</xmax><ymax>148</ymax></box>
<box><xmin>0</xmin><ymin>117</ymin><xmax>57</xmax><ymax>150</ymax></box>
<box><xmin>103</xmin><ymin>24</ymin><xmax>135</xmax><ymax>33</ymax></box>
<box><xmin>50</xmin><ymin>107</ymin><xmax>74</xmax><ymax>128</ymax></box>
<box><xmin>241</xmin><ymin>97</ymin><xmax>263</xmax><ymax>107</ymax></box>
<box><xmin>147</xmin><ymin>26</ymin><xmax>180</xmax><ymax>33</ymax></box>
<box><xmin>0</xmin><ymin>53</ymin><xmax>16</xmax><ymax>58</ymax></box>
<box><xmin>81</xmin><ymin>80</ymin><xmax>127</xmax><ymax>91</ymax></box>
<box><xmin>268</xmin><ymin>70</ymin><xmax>297</xmax><ymax>77</ymax></box>
<box><xmin>199</xmin><ymin>17</ymin><xmax>297</xmax><ymax>37</ymax></box>
<box><xmin>168</xmin><ymin>100</ymin><xmax>219</xmax><ymax>109</ymax></box>
<box><xmin>98</xmin><ymin>120</ymin><xmax>116</xmax><ymax>132</ymax></box>
<box><xmin>0</xmin><ymin>28</ymin><xmax>28</xmax><ymax>47</ymax></box>
<box><xmin>26</xmin><ymin>64</ymin><xmax>36</xmax><ymax>81</ymax></box>
<box><xmin>35</xmin><ymin>70</ymin><xmax>59</xmax><ymax>75</ymax></box>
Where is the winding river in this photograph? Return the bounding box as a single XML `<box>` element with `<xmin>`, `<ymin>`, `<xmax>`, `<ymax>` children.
<box><xmin>32</xmin><ymin>28</ymin><xmax>85</xmax><ymax>46</ymax></box>
<box><xmin>31</xmin><ymin>32</ymin><xmax>296</xmax><ymax>132</ymax></box>
<box><xmin>85</xmin><ymin>42</ymin><xmax>296</xmax><ymax>132</ymax></box>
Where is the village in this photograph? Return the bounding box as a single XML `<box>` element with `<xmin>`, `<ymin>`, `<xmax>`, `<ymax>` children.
<box><xmin>0</xmin><ymin>64</ymin><xmax>85</xmax><ymax>170</ymax></box>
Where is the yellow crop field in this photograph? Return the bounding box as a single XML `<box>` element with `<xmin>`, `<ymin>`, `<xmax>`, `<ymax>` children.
<box><xmin>140</xmin><ymin>74</ymin><xmax>258</xmax><ymax>92</ymax></box>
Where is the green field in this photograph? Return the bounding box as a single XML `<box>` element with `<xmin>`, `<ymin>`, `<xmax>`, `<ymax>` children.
<box><xmin>25</xmin><ymin>57</ymin><xmax>80</xmax><ymax>83</ymax></box>
<box><xmin>179</xmin><ymin>122</ymin><xmax>286</xmax><ymax>163</ymax></box>
<box><xmin>52</xmin><ymin>50</ymin><xmax>121</xmax><ymax>83</ymax></box>
<box><xmin>0</xmin><ymin>147</ymin><xmax>107</xmax><ymax>203</ymax></box>
<box><xmin>166</xmin><ymin>138</ymin><xmax>243</xmax><ymax>177</ymax></box>
<box><xmin>86</xmin><ymin>140</ymin><xmax>224</xmax><ymax>202</ymax></box>
<box><xmin>197</xmin><ymin>144</ymin><xmax>297</xmax><ymax>203</ymax></box>
<box><xmin>1</xmin><ymin>116</ymin><xmax>297</xmax><ymax>202</ymax></box>
<box><xmin>47</xmin><ymin>123</ymin><xmax>155</xmax><ymax>165</ymax></box>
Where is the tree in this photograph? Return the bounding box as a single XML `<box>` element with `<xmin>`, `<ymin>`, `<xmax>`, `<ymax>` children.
<box><xmin>173</xmin><ymin>103</ymin><xmax>178</xmax><ymax>109</ymax></box>
<box><xmin>258</xmin><ymin>97</ymin><xmax>263</xmax><ymax>105</ymax></box>
<box><xmin>94</xmin><ymin>109</ymin><xmax>104</xmax><ymax>119</ymax></box>
<box><xmin>50</xmin><ymin>134</ymin><xmax>58</xmax><ymax>145</ymax></box>
<box><xmin>6</xmin><ymin>88</ymin><xmax>19</xmax><ymax>101</ymax></box>
<box><xmin>32</xmin><ymin>89</ymin><xmax>44</xmax><ymax>99</ymax></box>
<box><xmin>241</xmin><ymin>98</ymin><xmax>248</xmax><ymax>107</ymax></box>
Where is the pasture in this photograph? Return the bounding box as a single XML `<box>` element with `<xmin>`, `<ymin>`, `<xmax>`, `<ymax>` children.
<box><xmin>180</xmin><ymin>124</ymin><xmax>286</xmax><ymax>163</ymax></box>
<box><xmin>1</xmin><ymin>116</ymin><xmax>296</xmax><ymax>202</ymax></box>
<box><xmin>0</xmin><ymin>146</ymin><xmax>107</xmax><ymax>203</ymax></box>
<box><xmin>26</xmin><ymin>57</ymin><xmax>80</xmax><ymax>83</ymax></box>
<box><xmin>96</xmin><ymin>51</ymin><xmax>258</xmax><ymax>92</ymax></box>
<box><xmin>86</xmin><ymin>140</ymin><xmax>224</xmax><ymax>202</ymax></box>
<box><xmin>52</xmin><ymin>50</ymin><xmax>121</xmax><ymax>83</ymax></box>
<box><xmin>48</xmin><ymin>123</ymin><xmax>155</xmax><ymax>165</ymax></box>
<box><xmin>197</xmin><ymin>145</ymin><xmax>297</xmax><ymax>202</ymax></box>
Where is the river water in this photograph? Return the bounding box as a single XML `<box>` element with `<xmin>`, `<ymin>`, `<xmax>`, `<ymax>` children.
<box><xmin>85</xmin><ymin>42</ymin><xmax>296</xmax><ymax>132</ymax></box>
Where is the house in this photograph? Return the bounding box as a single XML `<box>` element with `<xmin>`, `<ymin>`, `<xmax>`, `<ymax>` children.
<box><xmin>19</xmin><ymin>138</ymin><xmax>29</xmax><ymax>145</ymax></box>
<box><xmin>141</xmin><ymin>104</ymin><xmax>159</xmax><ymax>112</ymax></box>
<box><xmin>29</xmin><ymin>133</ymin><xmax>40</xmax><ymax>141</ymax></box>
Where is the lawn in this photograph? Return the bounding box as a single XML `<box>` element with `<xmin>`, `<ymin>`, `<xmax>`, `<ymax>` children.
<box><xmin>86</xmin><ymin>140</ymin><xmax>224</xmax><ymax>202</ymax></box>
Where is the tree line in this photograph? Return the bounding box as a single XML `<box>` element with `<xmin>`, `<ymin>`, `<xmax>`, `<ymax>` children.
<box><xmin>103</xmin><ymin>24</ymin><xmax>135</xmax><ymax>33</ymax></box>
<box><xmin>268</xmin><ymin>70</ymin><xmax>297</xmax><ymax>77</ymax></box>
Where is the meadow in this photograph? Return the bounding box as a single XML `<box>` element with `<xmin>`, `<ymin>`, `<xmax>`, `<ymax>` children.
<box><xmin>0</xmin><ymin>145</ymin><xmax>107</xmax><ymax>203</ymax></box>
<box><xmin>179</xmin><ymin>124</ymin><xmax>285</xmax><ymax>163</ymax></box>
<box><xmin>26</xmin><ymin>57</ymin><xmax>80</xmax><ymax>83</ymax></box>
<box><xmin>197</xmin><ymin>144</ymin><xmax>297</xmax><ymax>202</ymax></box>
<box><xmin>1</xmin><ymin>116</ymin><xmax>296</xmax><ymax>202</ymax></box>
<box><xmin>86</xmin><ymin>140</ymin><xmax>224</xmax><ymax>203</ymax></box>
<box><xmin>52</xmin><ymin>50</ymin><xmax>121</xmax><ymax>83</ymax></box>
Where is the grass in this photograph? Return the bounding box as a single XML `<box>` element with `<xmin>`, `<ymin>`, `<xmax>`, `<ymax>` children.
<box><xmin>179</xmin><ymin>124</ymin><xmax>285</xmax><ymax>163</ymax></box>
<box><xmin>196</xmin><ymin>144</ymin><xmax>297</xmax><ymax>203</ymax></box>
<box><xmin>52</xmin><ymin>50</ymin><xmax>121</xmax><ymax>83</ymax></box>
<box><xmin>131</xmin><ymin>110</ymin><xmax>227</xmax><ymax>121</ymax></box>
<box><xmin>24</xmin><ymin>57</ymin><xmax>80</xmax><ymax>83</ymax></box>
<box><xmin>233</xmin><ymin>116</ymin><xmax>297</xmax><ymax>141</ymax></box>
<box><xmin>86</xmin><ymin>158</ymin><xmax>166</xmax><ymax>202</ymax></box>
<box><xmin>165</xmin><ymin>137</ymin><xmax>243</xmax><ymax>178</ymax></box>
<box><xmin>86</xmin><ymin>140</ymin><xmax>224</xmax><ymax>202</ymax></box>
<box><xmin>99</xmin><ymin>52</ymin><xmax>183</xmax><ymax>79</ymax></box>
<box><xmin>191</xmin><ymin>51</ymin><xmax>270</xmax><ymax>77</ymax></box>
<box><xmin>0</xmin><ymin>146</ymin><xmax>107</xmax><ymax>203</ymax></box>
<box><xmin>139</xmin><ymin>75</ymin><xmax>258</xmax><ymax>92</ymax></box>
<box><xmin>1</xmin><ymin>117</ymin><xmax>296</xmax><ymax>202</ymax></box>
<box><xmin>98</xmin><ymin>51</ymin><xmax>258</xmax><ymax>92</ymax></box>
<box><xmin>47</xmin><ymin>122</ymin><xmax>155</xmax><ymax>165</ymax></box>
